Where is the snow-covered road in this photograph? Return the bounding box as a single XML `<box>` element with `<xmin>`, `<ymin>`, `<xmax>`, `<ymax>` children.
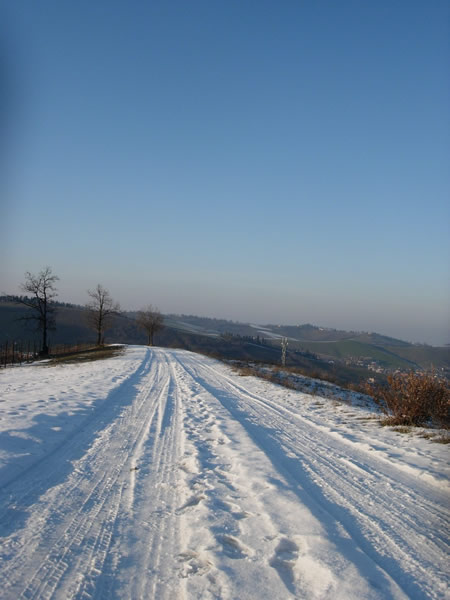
<box><xmin>0</xmin><ymin>347</ymin><xmax>448</xmax><ymax>599</ymax></box>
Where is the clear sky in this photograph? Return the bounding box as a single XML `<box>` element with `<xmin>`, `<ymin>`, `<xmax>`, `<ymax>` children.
<box><xmin>1</xmin><ymin>0</ymin><xmax>449</xmax><ymax>345</ymax></box>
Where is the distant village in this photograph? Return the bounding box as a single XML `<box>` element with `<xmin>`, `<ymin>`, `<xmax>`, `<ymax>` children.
<box><xmin>342</xmin><ymin>356</ymin><xmax>450</xmax><ymax>380</ymax></box>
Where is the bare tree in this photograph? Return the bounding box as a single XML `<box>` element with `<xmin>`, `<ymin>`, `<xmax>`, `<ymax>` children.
<box><xmin>85</xmin><ymin>284</ymin><xmax>120</xmax><ymax>346</ymax></box>
<box><xmin>16</xmin><ymin>266</ymin><xmax>59</xmax><ymax>356</ymax></box>
<box><xmin>136</xmin><ymin>305</ymin><xmax>164</xmax><ymax>346</ymax></box>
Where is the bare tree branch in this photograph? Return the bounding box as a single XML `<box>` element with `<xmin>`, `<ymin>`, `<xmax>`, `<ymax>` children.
<box><xmin>85</xmin><ymin>284</ymin><xmax>120</xmax><ymax>346</ymax></box>
<box><xmin>15</xmin><ymin>266</ymin><xmax>59</xmax><ymax>356</ymax></box>
<box><xmin>136</xmin><ymin>305</ymin><xmax>164</xmax><ymax>346</ymax></box>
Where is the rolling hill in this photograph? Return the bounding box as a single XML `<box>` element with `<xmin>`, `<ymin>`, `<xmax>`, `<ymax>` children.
<box><xmin>0</xmin><ymin>297</ymin><xmax>448</xmax><ymax>375</ymax></box>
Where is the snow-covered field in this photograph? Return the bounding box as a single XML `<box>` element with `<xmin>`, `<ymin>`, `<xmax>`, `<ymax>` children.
<box><xmin>0</xmin><ymin>346</ymin><xmax>448</xmax><ymax>599</ymax></box>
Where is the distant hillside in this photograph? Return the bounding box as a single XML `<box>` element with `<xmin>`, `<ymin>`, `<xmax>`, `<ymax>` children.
<box><xmin>252</xmin><ymin>323</ymin><xmax>358</xmax><ymax>342</ymax></box>
<box><xmin>167</xmin><ymin>317</ymin><xmax>411</xmax><ymax>347</ymax></box>
<box><xmin>0</xmin><ymin>300</ymin><xmax>144</xmax><ymax>346</ymax></box>
<box><xmin>165</xmin><ymin>314</ymin><xmax>449</xmax><ymax>371</ymax></box>
<box><xmin>286</xmin><ymin>339</ymin><xmax>417</xmax><ymax>369</ymax></box>
<box><xmin>0</xmin><ymin>298</ymin><xmax>448</xmax><ymax>373</ymax></box>
<box><xmin>385</xmin><ymin>344</ymin><xmax>450</xmax><ymax>370</ymax></box>
<box><xmin>351</xmin><ymin>332</ymin><xmax>410</xmax><ymax>347</ymax></box>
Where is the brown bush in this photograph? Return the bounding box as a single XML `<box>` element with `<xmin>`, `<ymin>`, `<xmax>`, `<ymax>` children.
<box><xmin>368</xmin><ymin>371</ymin><xmax>450</xmax><ymax>428</ymax></box>
<box><xmin>237</xmin><ymin>366</ymin><xmax>257</xmax><ymax>377</ymax></box>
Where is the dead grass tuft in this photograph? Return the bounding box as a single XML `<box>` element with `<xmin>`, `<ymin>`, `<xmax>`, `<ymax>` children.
<box><xmin>392</xmin><ymin>426</ymin><xmax>412</xmax><ymax>434</ymax></box>
<box><xmin>433</xmin><ymin>435</ymin><xmax>450</xmax><ymax>444</ymax></box>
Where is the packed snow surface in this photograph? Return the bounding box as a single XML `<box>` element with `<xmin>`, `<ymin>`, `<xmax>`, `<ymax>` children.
<box><xmin>0</xmin><ymin>346</ymin><xmax>448</xmax><ymax>599</ymax></box>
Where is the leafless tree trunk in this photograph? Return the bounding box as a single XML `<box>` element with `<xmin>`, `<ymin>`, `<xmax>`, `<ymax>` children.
<box><xmin>16</xmin><ymin>266</ymin><xmax>59</xmax><ymax>356</ymax></box>
<box><xmin>85</xmin><ymin>284</ymin><xmax>120</xmax><ymax>346</ymax></box>
<box><xmin>136</xmin><ymin>305</ymin><xmax>164</xmax><ymax>346</ymax></box>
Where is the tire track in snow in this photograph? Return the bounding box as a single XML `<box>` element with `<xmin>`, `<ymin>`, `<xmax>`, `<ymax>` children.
<box><xmin>67</xmin><ymin>354</ymin><xmax>175</xmax><ymax>600</ymax></box>
<box><xmin>0</xmin><ymin>350</ymin><xmax>154</xmax><ymax>595</ymax></box>
<box><xmin>202</xmin><ymin>359</ymin><xmax>450</xmax><ymax>555</ymax></box>
<box><xmin>2</xmin><ymin>353</ymin><xmax>152</xmax><ymax>597</ymax></box>
<box><xmin>177</xmin><ymin>352</ymin><xmax>449</xmax><ymax>600</ymax></box>
<box><xmin>0</xmin><ymin>348</ymin><xmax>182</xmax><ymax>599</ymax></box>
<box><xmin>126</xmin><ymin>354</ymin><xmax>183</xmax><ymax>600</ymax></box>
<box><xmin>93</xmin><ymin>350</ymin><xmax>185</xmax><ymax>600</ymax></box>
<box><xmin>1</xmin><ymin>347</ymin><xmax>447</xmax><ymax>599</ymax></box>
<box><xmin>170</xmin><ymin>354</ymin><xmax>382</xmax><ymax>599</ymax></box>
<box><xmin>172</xmin><ymin>361</ymin><xmax>243</xmax><ymax>599</ymax></box>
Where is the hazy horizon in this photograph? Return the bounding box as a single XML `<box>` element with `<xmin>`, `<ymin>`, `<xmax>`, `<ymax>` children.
<box><xmin>2</xmin><ymin>277</ymin><xmax>448</xmax><ymax>347</ymax></box>
<box><xmin>1</xmin><ymin>1</ymin><xmax>449</xmax><ymax>347</ymax></box>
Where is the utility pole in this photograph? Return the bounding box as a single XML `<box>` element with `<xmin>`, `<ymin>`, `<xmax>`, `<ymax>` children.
<box><xmin>281</xmin><ymin>337</ymin><xmax>288</xmax><ymax>367</ymax></box>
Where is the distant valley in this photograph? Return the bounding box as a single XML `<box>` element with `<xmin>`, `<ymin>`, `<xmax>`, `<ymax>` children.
<box><xmin>1</xmin><ymin>298</ymin><xmax>448</xmax><ymax>385</ymax></box>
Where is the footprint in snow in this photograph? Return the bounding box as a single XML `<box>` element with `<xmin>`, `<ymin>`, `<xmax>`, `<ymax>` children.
<box><xmin>270</xmin><ymin>537</ymin><xmax>299</xmax><ymax>569</ymax></box>
<box><xmin>213</xmin><ymin>499</ymin><xmax>252</xmax><ymax>520</ymax></box>
<box><xmin>179</xmin><ymin>456</ymin><xmax>199</xmax><ymax>474</ymax></box>
<box><xmin>177</xmin><ymin>494</ymin><xmax>205</xmax><ymax>513</ymax></box>
<box><xmin>219</xmin><ymin>535</ymin><xmax>249</xmax><ymax>559</ymax></box>
<box><xmin>270</xmin><ymin>538</ymin><xmax>300</xmax><ymax>594</ymax></box>
<box><xmin>178</xmin><ymin>550</ymin><xmax>212</xmax><ymax>578</ymax></box>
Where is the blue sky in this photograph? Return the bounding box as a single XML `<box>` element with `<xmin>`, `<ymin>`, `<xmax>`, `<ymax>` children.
<box><xmin>1</xmin><ymin>0</ymin><xmax>449</xmax><ymax>344</ymax></box>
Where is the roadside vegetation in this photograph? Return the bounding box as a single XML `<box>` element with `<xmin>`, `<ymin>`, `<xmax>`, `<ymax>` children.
<box><xmin>230</xmin><ymin>360</ymin><xmax>373</xmax><ymax>403</ymax></box>
<box><xmin>44</xmin><ymin>345</ymin><xmax>125</xmax><ymax>365</ymax></box>
<box><xmin>232</xmin><ymin>360</ymin><xmax>450</xmax><ymax>439</ymax></box>
<box><xmin>368</xmin><ymin>371</ymin><xmax>450</xmax><ymax>429</ymax></box>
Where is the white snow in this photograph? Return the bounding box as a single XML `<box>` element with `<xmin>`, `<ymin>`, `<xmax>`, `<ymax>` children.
<box><xmin>249</xmin><ymin>324</ymin><xmax>287</xmax><ymax>339</ymax></box>
<box><xmin>0</xmin><ymin>346</ymin><xmax>448</xmax><ymax>599</ymax></box>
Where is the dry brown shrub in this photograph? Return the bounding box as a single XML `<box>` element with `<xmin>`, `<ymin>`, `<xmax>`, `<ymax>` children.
<box><xmin>238</xmin><ymin>366</ymin><xmax>256</xmax><ymax>377</ymax></box>
<box><xmin>368</xmin><ymin>371</ymin><xmax>450</xmax><ymax>428</ymax></box>
<box><xmin>433</xmin><ymin>435</ymin><xmax>450</xmax><ymax>444</ymax></box>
